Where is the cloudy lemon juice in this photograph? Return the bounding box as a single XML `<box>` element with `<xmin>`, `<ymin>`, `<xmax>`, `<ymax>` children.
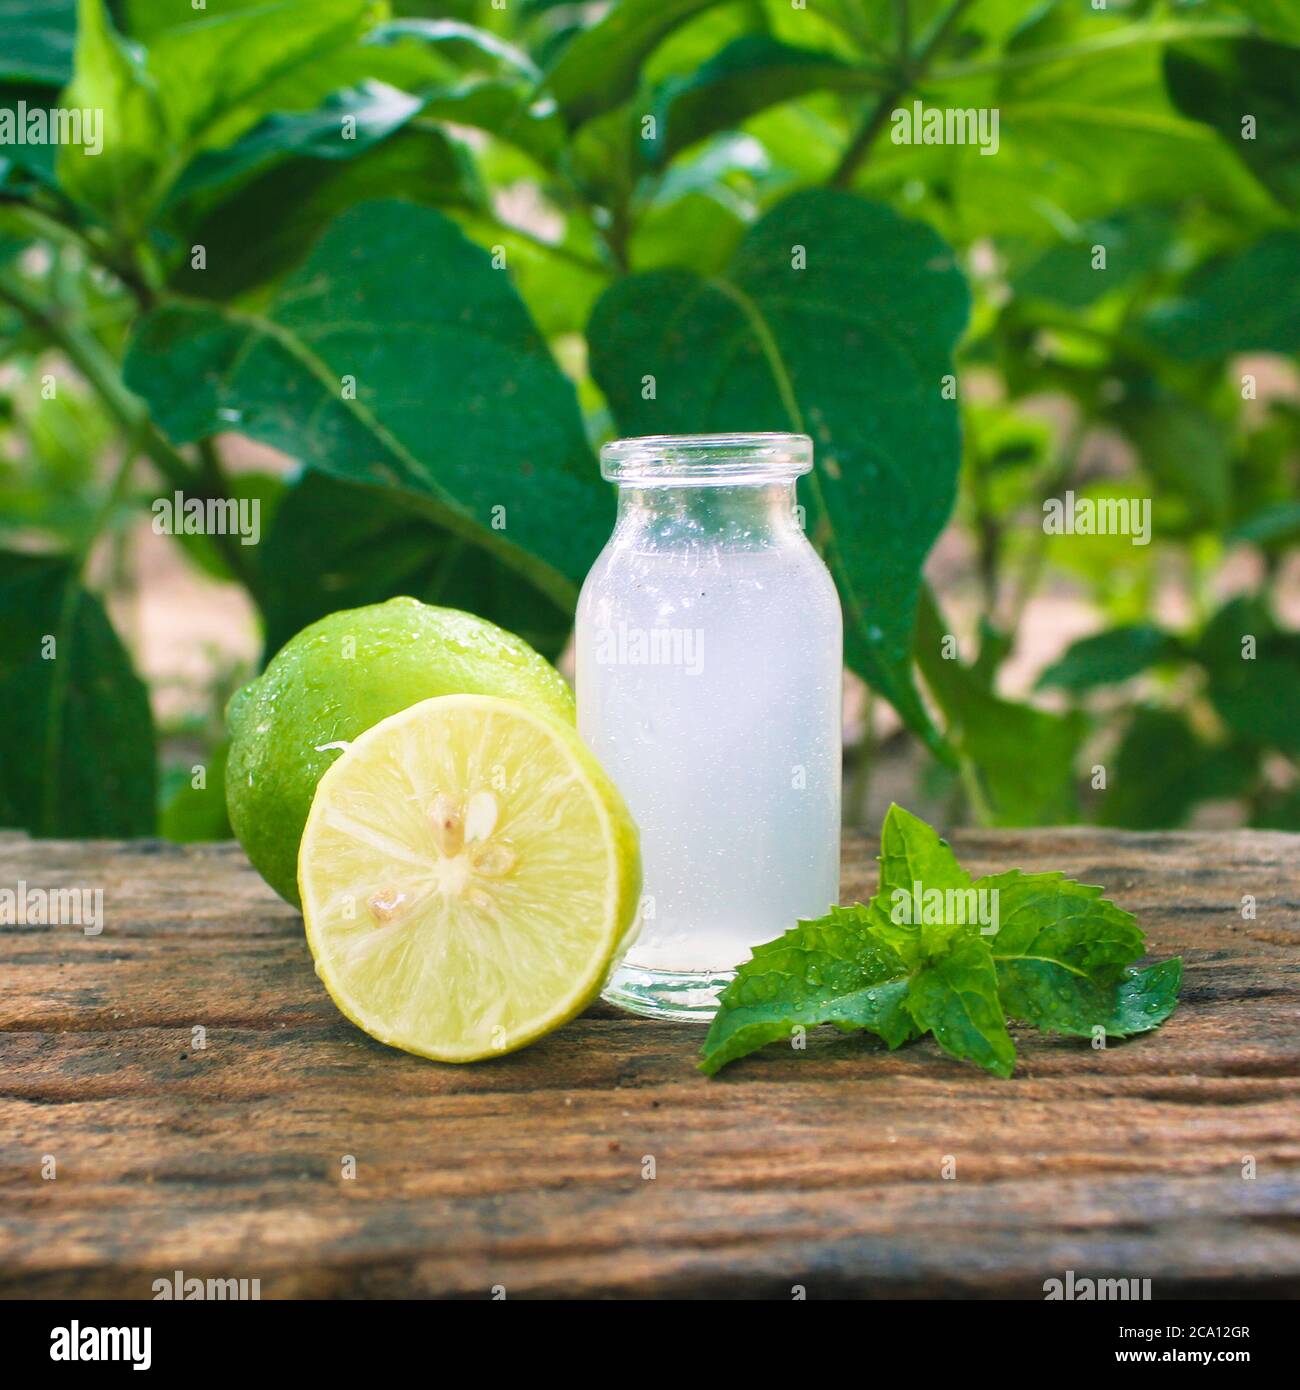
<box><xmin>576</xmin><ymin>433</ymin><xmax>842</xmax><ymax>1019</ymax></box>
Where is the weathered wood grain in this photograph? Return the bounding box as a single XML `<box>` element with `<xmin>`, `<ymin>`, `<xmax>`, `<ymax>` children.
<box><xmin>1</xmin><ymin>828</ymin><xmax>1297</xmax><ymax>1298</ymax></box>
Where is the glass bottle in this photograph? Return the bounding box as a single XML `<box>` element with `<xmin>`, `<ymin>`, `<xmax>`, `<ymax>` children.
<box><xmin>576</xmin><ymin>433</ymin><xmax>842</xmax><ymax>1020</ymax></box>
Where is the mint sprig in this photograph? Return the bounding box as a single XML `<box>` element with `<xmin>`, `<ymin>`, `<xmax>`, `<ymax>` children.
<box><xmin>699</xmin><ymin>805</ymin><xmax>1183</xmax><ymax>1078</ymax></box>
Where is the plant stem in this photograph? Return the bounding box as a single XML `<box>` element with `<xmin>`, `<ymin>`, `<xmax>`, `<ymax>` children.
<box><xmin>913</xmin><ymin>582</ymin><xmax>997</xmax><ymax>826</ymax></box>
<box><xmin>0</xmin><ymin>271</ymin><xmax>169</xmax><ymax>459</ymax></box>
<box><xmin>958</xmin><ymin>754</ymin><xmax>995</xmax><ymax>827</ymax></box>
<box><xmin>196</xmin><ymin>437</ymin><xmax>264</xmax><ymax>598</ymax></box>
<box><xmin>0</xmin><ymin>200</ymin><xmax>94</xmax><ymax>259</ymax></box>
<box><xmin>77</xmin><ymin>445</ymin><xmax>139</xmax><ymax>570</ymax></box>
<box><xmin>0</xmin><ymin>196</ymin><xmax>158</xmax><ymax>310</ymax></box>
<box><xmin>1004</xmin><ymin>418</ymin><xmax>1087</xmax><ymax>634</ymax></box>
<box><xmin>831</xmin><ymin>0</ymin><xmax>976</xmax><ymax>188</ymax></box>
<box><xmin>196</xmin><ymin>436</ymin><xmax>226</xmax><ymax>494</ymax></box>
<box><xmin>963</xmin><ymin>412</ymin><xmax>1004</xmax><ymax>620</ymax></box>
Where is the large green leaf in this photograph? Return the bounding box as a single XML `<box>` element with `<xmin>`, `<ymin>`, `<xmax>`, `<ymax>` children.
<box><xmin>588</xmin><ymin>190</ymin><xmax>969</xmax><ymax>746</ymax></box>
<box><xmin>58</xmin><ymin>0</ymin><xmax>381</xmax><ymax>230</ymax></box>
<box><xmin>1108</xmin><ymin>381</ymin><xmax>1233</xmax><ymax>531</ymax></box>
<box><xmin>169</xmin><ymin>119</ymin><xmax>599</xmax><ymax>337</ymax></box>
<box><xmin>628</xmin><ymin>189</ymin><xmax>746</xmax><ymax>274</ymax></box>
<box><xmin>915</xmin><ymin>587</ymin><xmax>1086</xmax><ymax>825</ymax></box>
<box><xmin>1142</xmin><ymin>230</ymin><xmax>1300</xmax><ymax>360</ymax></box>
<box><xmin>259</xmin><ymin>469</ymin><xmax>572</xmax><ymax>662</ymax></box>
<box><xmin>121</xmin><ymin>3</ymin><xmax>464</xmax><ymax>91</ymax></box>
<box><xmin>171</xmin><ymin>80</ymin><xmax>424</xmax><ymax>202</ymax></box>
<box><xmin>125</xmin><ymin>199</ymin><xmax>608</xmax><ymax>609</ymax></box>
<box><xmin>1196</xmin><ymin>596</ymin><xmax>1300</xmax><ymax>755</ymax></box>
<box><xmin>1037</xmin><ymin>624</ymin><xmax>1177</xmax><ymax>694</ymax></box>
<box><xmin>1</xmin><ymin>0</ymin><xmax>76</xmax><ymax>83</ymax></box>
<box><xmin>134</xmin><ymin>0</ymin><xmax>382</xmax><ymax>154</ymax></box>
<box><xmin>56</xmin><ymin>0</ymin><xmax>165</xmax><ymax>227</ymax></box>
<box><xmin>541</xmin><ymin>0</ymin><xmax>726</xmax><ymax>127</ymax></box>
<box><xmin>1166</xmin><ymin>36</ymin><xmax>1300</xmax><ymax>210</ymax></box>
<box><xmin>169</xmin><ymin>127</ymin><xmax>483</xmax><ymax>301</ymax></box>
<box><xmin>0</xmin><ymin>552</ymin><xmax>156</xmax><ymax>836</ymax></box>
<box><xmin>646</xmin><ymin>34</ymin><xmax>884</xmax><ymax>166</ymax></box>
<box><xmin>122</xmin><ymin>0</ymin><xmax>301</xmax><ymax>39</ymax></box>
<box><xmin>364</xmin><ymin>17</ymin><xmax>540</xmax><ymax>80</ymax></box>
<box><xmin>1229</xmin><ymin>499</ymin><xmax>1300</xmax><ymax>546</ymax></box>
<box><xmin>1006</xmin><ymin>208</ymin><xmax>1177</xmax><ymax>309</ymax></box>
<box><xmin>418</xmin><ymin>77</ymin><xmax>566</xmax><ymax>166</ymax></box>
<box><xmin>1096</xmin><ymin>707</ymin><xmax>1256</xmax><ymax>828</ymax></box>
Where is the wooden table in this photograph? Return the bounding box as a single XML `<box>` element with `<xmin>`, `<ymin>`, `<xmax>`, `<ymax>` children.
<box><xmin>2</xmin><ymin>827</ymin><xmax>1298</xmax><ymax>1298</ymax></box>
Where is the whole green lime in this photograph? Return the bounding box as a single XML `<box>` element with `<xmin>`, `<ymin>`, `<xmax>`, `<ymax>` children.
<box><xmin>226</xmin><ymin>597</ymin><xmax>574</xmax><ymax>906</ymax></box>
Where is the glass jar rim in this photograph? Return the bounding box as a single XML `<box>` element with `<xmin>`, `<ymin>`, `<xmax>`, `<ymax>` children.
<box><xmin>600</xmin><ymin>432</ymin><xmax>812</xmax><ymax>485</ymax></box>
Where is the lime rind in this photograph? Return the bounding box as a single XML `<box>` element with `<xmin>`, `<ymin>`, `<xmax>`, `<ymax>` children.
<box><xmin>228</xmin><ymin>597</ymin><xmax>575</xmax><ymax>907</ymax></box>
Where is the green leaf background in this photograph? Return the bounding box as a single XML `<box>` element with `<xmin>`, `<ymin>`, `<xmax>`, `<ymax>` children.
<box><xmin>0</xmin><ymin>0</ymin><xmax>1296</xmax><ymax>844</ymax></box>
<box><xmin>125</xmin><ymin>199</ymin><xmax>609</xmax><ymax>611</ymax></box>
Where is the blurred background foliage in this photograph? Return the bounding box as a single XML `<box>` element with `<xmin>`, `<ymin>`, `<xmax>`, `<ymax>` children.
<box><xmin>0</xmin><ymin>0</ymin><xmax>1296</xmax><ymax>840</ymax></box>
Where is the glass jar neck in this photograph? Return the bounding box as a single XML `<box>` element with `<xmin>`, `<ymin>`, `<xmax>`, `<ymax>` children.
<box><xmin>613</xmin><ymin>481</ymin><xmax>802</xmax><ymax>546</ymax></box>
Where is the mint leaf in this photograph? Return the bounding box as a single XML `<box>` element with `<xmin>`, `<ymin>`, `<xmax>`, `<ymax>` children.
<box><xmin>702</xmin><ymin>806</ymin><xmax>1020</xmax><ymax>1079</ymax></box>
<box><xmin>867</xmin><ymin>804</ymin><xmax>972</xmax><ymax>966</ymax></box>
<box><xmin>999</xmin><ymin>957</ymin><xmax>1183</xmax><ymax>1040</ymax></box>
<box><xmin>1109</xmin><ymin>958</ymin><xmax>1184</xmax><ymax>1035</ymax></box>
<box><xmin>698</xmin><ymin>806</ymin><xmax>1182</xmax><ymax>1079</ymax></box>
<box><xmin>698</xmin><ymin>906</ymin><xmax>915</xmax><ymax>1077</ymax></box>
<box><xmin>905</xmin><ymin>935</ymin><xmax>1017</xmax><ymax>1078</ymax></box>
<box><xmin>978</xmin><ymin>869</ymin><xmax>1180</xmax><ymax>1038</ymax></box>
<box><xmin>981</xmin><ymin>869</ymin><xmax>1145</xmax><ymax>979</ymax></box>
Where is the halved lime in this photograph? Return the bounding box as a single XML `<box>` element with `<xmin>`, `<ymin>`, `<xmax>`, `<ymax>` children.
<box><xmin>228</xmin><ymin>597</ymin><xmax>575</xmax><ymax>908</ymax></box>
<box><xmin>298</xmin><ymin>694</ymin><xmax>640</xmax><ymax>1061</ymax></box>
